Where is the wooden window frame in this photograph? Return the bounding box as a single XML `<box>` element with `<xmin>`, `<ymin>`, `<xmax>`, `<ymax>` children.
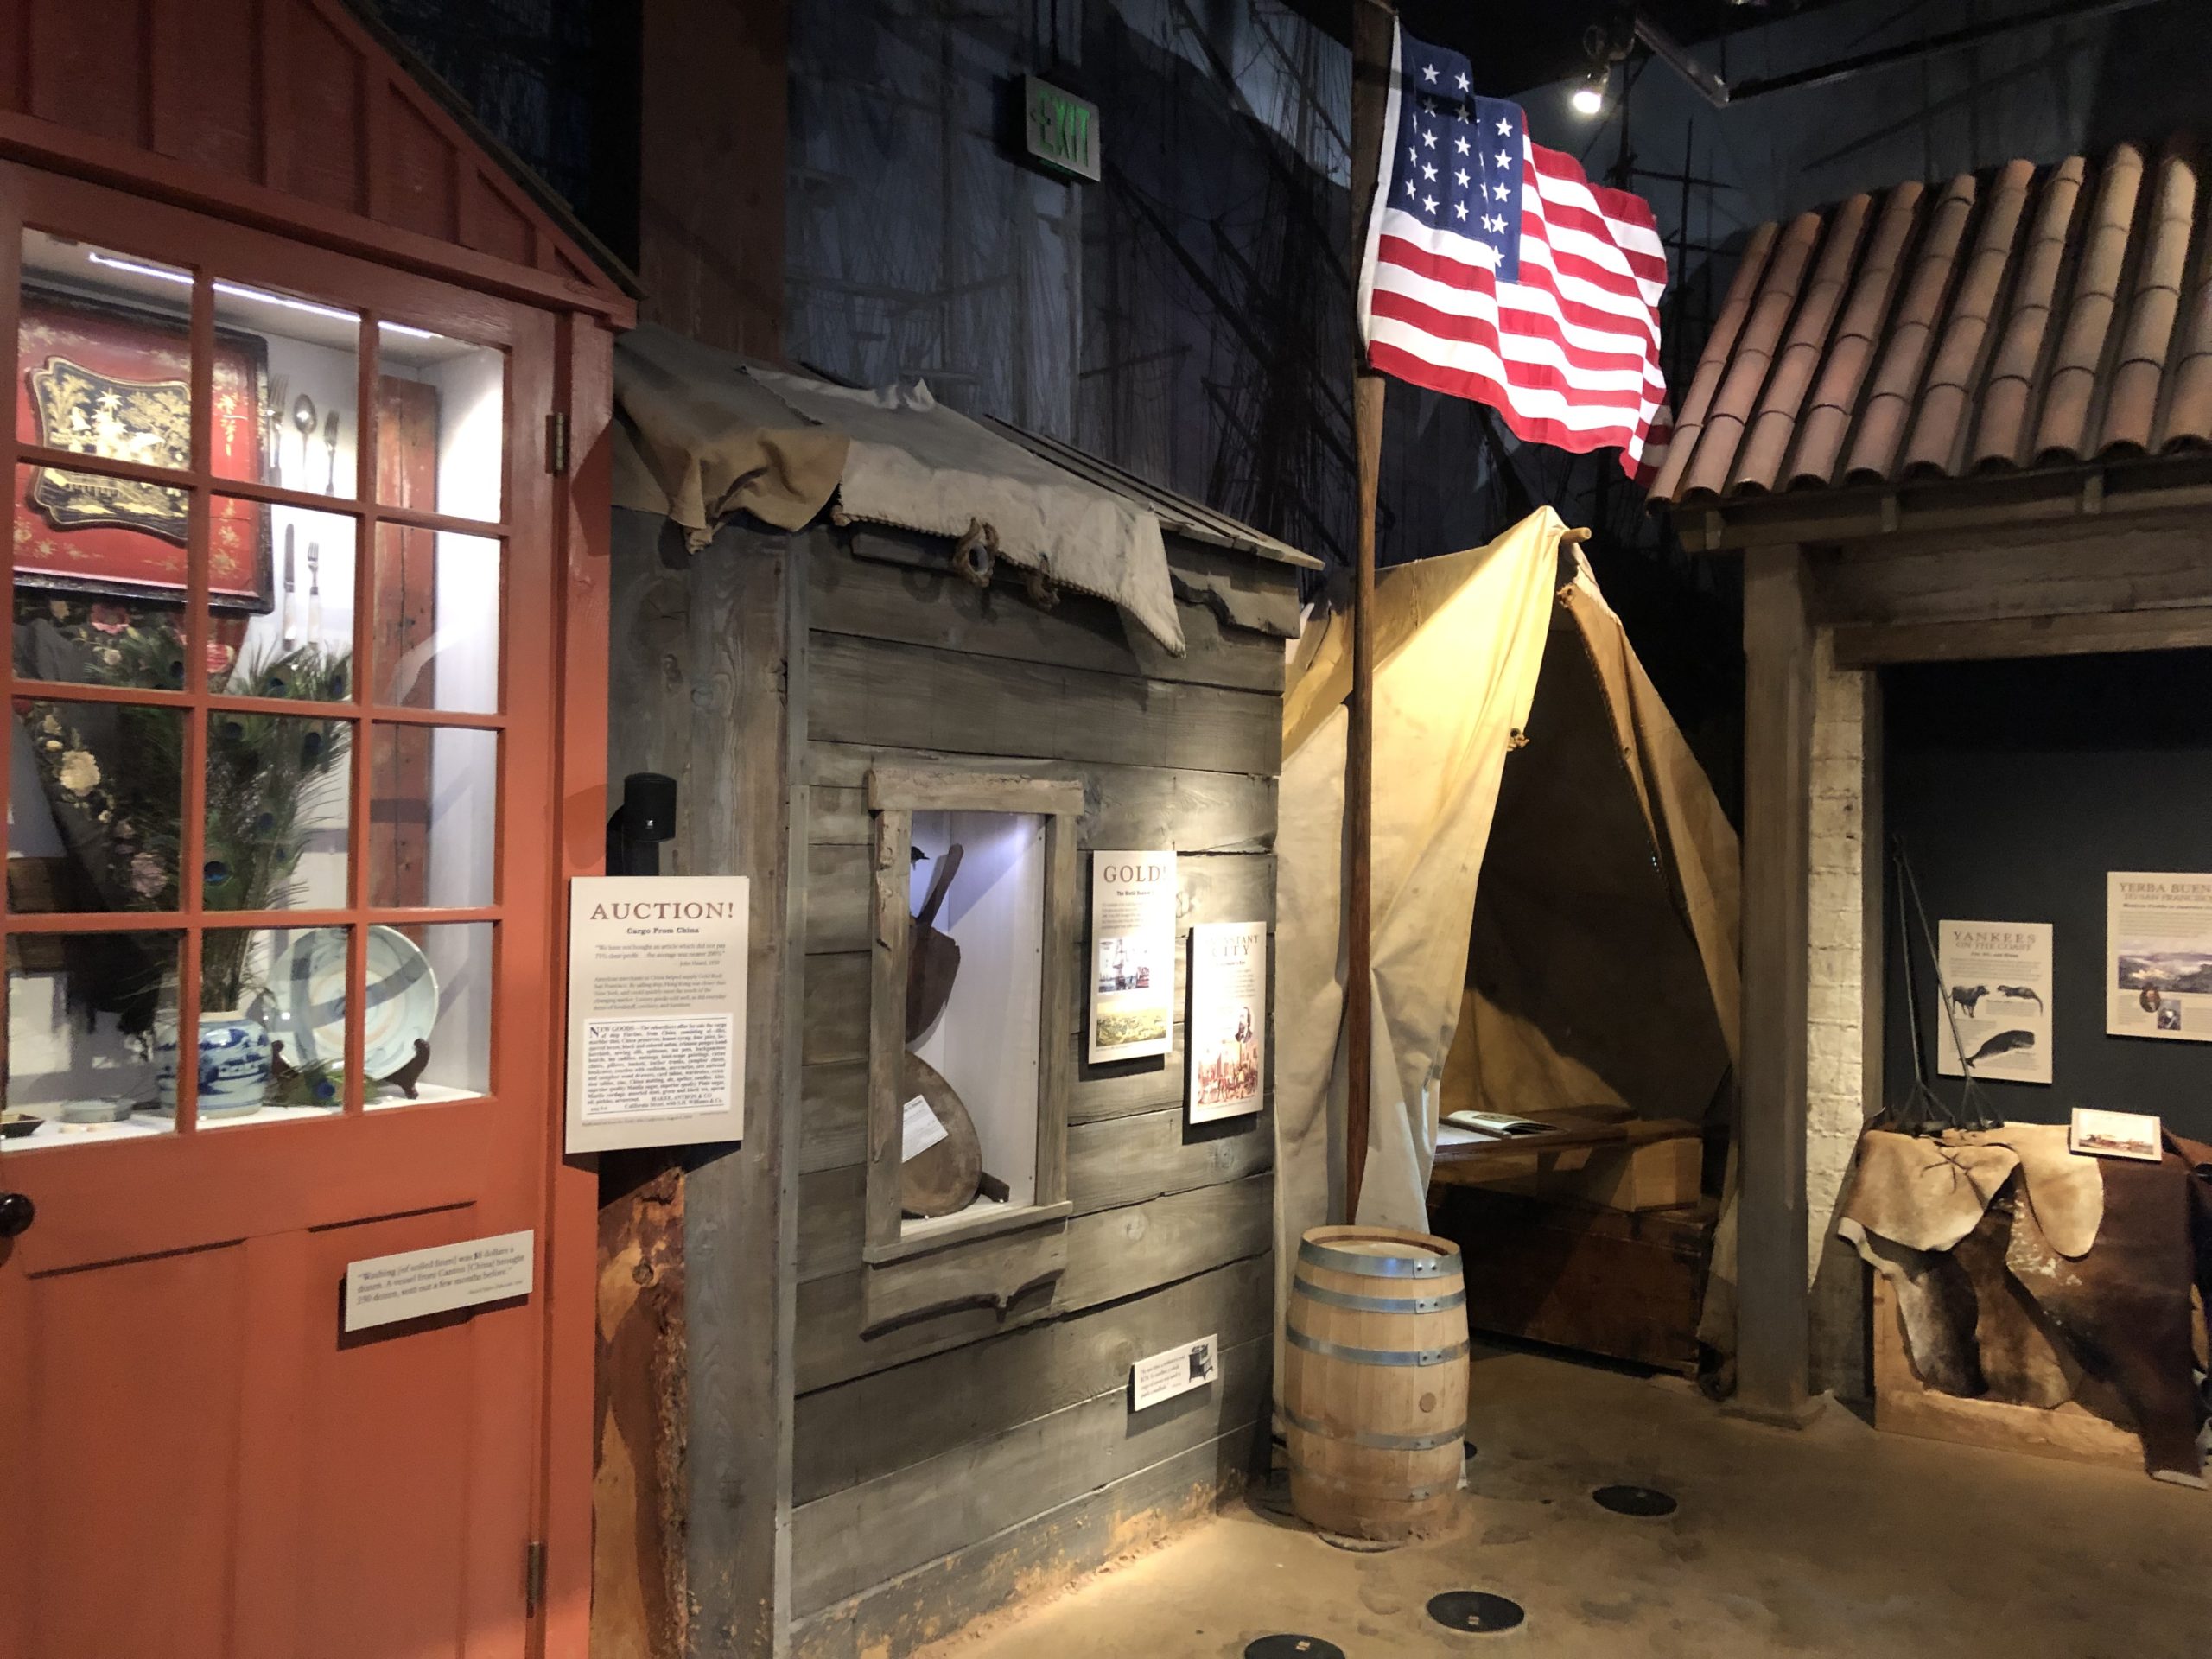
<box><xmin>860</xmin><ymin>763</ymin><xmax>1080</xmax><ymax>1327</ymax></box>
<box><xmin>0</xmin><ymin>163</ymin><xmax>545</xmax><ymax>1135</ymax></box>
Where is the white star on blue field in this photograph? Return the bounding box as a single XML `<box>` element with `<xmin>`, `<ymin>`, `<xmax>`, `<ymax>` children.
<box><xmin>1393</xmin><ymin>35</ymin><xmax>1523</xmax><ymax>281</ymax></box>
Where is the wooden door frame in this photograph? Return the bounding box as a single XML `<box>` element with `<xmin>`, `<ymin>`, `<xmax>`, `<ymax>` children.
<box><xmin>0</xmin><ymin>154</ymin><xmax>610</xmax><ymax>1658</ymax></box>
<box><xmin>542</xmin><ymin>308</ymin><xmax>613</xmax><ymax>1659</ymax></box>
<box><xmin>1731</xmin><ymin>506</ymin><xmax>2212</xmax><ymax>1422</ymax></box>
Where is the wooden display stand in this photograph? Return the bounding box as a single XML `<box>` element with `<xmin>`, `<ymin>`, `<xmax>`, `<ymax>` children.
<box><xmin>1871</xmin><ymin>1274</ymin><xmax>2146</xmax><ymax>1473</ymax></box>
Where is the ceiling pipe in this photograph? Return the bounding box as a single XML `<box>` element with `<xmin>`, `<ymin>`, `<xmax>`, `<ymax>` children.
<box><xmin>1611</xmin><ymin>0</ymin><xmax>2174</xmax><ymax>109</ymax></box>
<box><xmin>1626</xmin><ymin>10</ymin><xmax>1728</xmax><ymax>105</ymax></box>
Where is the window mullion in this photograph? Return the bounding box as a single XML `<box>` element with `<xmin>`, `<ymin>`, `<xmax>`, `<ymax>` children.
<box><xmin>0</xmin><ymin>216</ymin><xmax>19</xmax><ymax>1098</ymax></box>
<box><xmin>171</xmin><ymin>270</ymin><xmax>219</xmax><ymax>1133</ymax></box>
<box><xmin>341</xmin><ymin>310</ymin><xmax>382</xmax><ymax>1114</ymax></box>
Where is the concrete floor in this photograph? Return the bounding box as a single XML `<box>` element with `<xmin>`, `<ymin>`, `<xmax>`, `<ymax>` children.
<box><xmin>943</xmin><ymin>1347</ymin><xmax>2209</xmax><ymax>1659</ymax></box>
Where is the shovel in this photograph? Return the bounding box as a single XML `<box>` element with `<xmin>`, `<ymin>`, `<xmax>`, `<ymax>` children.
<box><xmin>906</xmin><ymin>842</ymin><xmax>963</xmax><ymax>1042</ymax></box>
<box><xmin>899</xmin><ymin>1052</ymin><xmax>983</xmax><ymax>1217</ymax></box>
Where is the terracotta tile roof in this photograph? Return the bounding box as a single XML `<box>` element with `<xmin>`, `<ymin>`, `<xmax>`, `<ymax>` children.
<box><xmin>1651</xmin><ymin>143</ymin><xmax>2212</xmax><ymax>505</ymax></box>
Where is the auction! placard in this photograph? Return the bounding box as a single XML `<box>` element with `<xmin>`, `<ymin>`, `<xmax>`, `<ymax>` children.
<box><xmin>1089</xmin><ymin>851</ymin><xmax>1177</xmax><ymax>1063</ymax></box>
<box><xmin>1188</xmin><ymin>920</ymin><xmax>1266</xmax><ymax>1122</ymax></box>
<box><xmin>565</xmin><ymin>874</ymin><xmax>750</xmax><ymax>1152</ymax></box>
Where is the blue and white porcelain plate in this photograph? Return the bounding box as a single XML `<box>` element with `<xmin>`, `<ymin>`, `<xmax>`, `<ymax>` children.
<box><xmin>266</xmin><ymin>925</ymin><xmax>440</xmax><ymax>1081</ymax></box>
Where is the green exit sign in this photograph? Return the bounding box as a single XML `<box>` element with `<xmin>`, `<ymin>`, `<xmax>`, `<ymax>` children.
<box><xmin>1024</xmin><ymin>76</ymin><xmax>1100</xmax><ymax>182</ymax></box>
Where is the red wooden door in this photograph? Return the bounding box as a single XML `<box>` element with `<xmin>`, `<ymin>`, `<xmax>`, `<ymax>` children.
<box><xmin>0</xmin><ymin>164</ymin><xmax>566</xmax><ymax>1659</ymax></box>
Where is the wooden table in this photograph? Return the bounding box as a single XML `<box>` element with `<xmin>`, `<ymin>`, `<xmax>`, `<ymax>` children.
<box><xmin>1432</xmin><ymin>1110</ymin><xmax>1702</xmax><ymax>1211</ymax></box>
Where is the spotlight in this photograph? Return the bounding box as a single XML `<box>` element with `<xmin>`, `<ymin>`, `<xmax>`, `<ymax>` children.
<box><xmin>1573</xmin><ymin>12</ymin><xmax>1632</xmax><ymax>118</ymax></box>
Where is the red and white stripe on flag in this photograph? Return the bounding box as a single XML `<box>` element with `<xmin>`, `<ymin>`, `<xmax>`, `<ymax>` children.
<box><xmin>1355</xmin><ymin>25</ymin><xmax>1674</xmax><ymax>483</ymax></box>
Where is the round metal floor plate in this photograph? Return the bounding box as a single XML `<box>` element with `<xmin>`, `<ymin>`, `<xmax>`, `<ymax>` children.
<box><xmin>1592</xmin><ymin>1484</ymin><xmax>1678</xmax><ymax>1517</ymax></box>
<box><xmin>1427</xmin><ymin>1591</ymin><xmax>1527</xmax><ymax>1634</ymax></box>
<box><xmin>1244</xmin><ymin>1637</ymin><xmax>1345</xmax><ymax>1659</ymax></box>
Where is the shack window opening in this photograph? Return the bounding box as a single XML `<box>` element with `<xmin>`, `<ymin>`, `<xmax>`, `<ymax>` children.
<box><xmin>901</xmin><ymin>809</ymin><xmax>1046</xmax><ymax>1233</ymax></box>
<box><xmin>860</xmin><ymin>764</ymin><xmax>1078</xmax><ymax>1300</ymax></box>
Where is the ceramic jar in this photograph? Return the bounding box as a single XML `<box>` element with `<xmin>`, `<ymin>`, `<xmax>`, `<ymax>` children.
<box><xmin>155</xmin><ymin>1010</ymin><xmax>272</xmax><ymax>1117</ymax></box>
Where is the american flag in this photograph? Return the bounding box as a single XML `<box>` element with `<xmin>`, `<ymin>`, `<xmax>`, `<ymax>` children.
<box><xmin>1356</xmin><ymin>25</ymin><xmax>1673</xmax><ymax>482</ymax></box>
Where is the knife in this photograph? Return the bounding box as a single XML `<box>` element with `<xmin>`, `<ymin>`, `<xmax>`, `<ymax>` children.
<box><xmin>281</xmin><ymin>526</ymin><xmax>299</xmax><ymax>645</ymax></box>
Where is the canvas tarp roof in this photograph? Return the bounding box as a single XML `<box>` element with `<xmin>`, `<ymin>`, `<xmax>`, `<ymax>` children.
<box><xmin>611</xmin><ymin>323</ymin><xmax>850</xmax><ymax>536</ymax></box>
<box><xmin>1274</xmin><ymin>508</ymin><xmax>1742</xmax><ymax>1370</ymax></box>
<box><xmin>609</xmin><ymin>324</ymin><xmax>1188</xmax><ymax>654</ymax></box>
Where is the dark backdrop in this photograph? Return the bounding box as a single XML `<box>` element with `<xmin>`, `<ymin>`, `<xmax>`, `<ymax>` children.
<box><xmin>1883</xmin><ymin>651</ymin><xmax>2212</xmax><ymax>1142</ymax></box>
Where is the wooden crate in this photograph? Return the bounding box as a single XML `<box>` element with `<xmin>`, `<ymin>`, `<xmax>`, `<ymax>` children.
<box><xmin>1869</xmin><ymin>1274</ymin><xmax>2149</xmax><ymax>1472</ymax></box>
<box><xmin>1427</xmin><ymin>1186</ymin><xmax>1712</xmax><ymax>1376</ymax></box>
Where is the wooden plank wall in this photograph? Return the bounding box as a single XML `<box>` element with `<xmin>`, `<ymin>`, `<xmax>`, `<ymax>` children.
<box><xmin>597</xmin><ymin>510</ymin><xmax>805</xmax><ymax>1657</ymax></box>
<box><xmin>790</xmin><ymin>528</ymin><xmax>1295</xmax><ymax>1657</ymax></box>
<box><xmin>3</xmin><ymin>0</ymin><xmax>630</xmax><ymax>311</ymax></box>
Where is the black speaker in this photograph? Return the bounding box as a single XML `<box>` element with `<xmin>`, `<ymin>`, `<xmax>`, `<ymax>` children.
<box><xmin>607</xmin><ymin>772</ymin><xmax>678</xmax><ymax>875</ymax></box>
<box><xmin>622</xmin><ymin>772</ymin><xmax>678</xmax><ymax>842</ymax></box>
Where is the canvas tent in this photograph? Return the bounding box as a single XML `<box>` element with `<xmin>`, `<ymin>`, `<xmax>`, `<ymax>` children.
<box><xmin>1274</xmin><ymin>508</ymin><xmax>1743</xmax><ymax>1362</ymax></box>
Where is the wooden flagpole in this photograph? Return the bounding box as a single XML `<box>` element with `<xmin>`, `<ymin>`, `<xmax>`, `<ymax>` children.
<box><xmin>1344</xmin><ymin>0</ymin><xmax>1393</xmax><ymax>1221</ymax></box>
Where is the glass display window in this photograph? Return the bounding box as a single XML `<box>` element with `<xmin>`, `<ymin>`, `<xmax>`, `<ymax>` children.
<box><xmin>209</xmin><ymin>499</ymin><xmax>358</xmax><ymax>700</ymax></box>
<box><xmin>365</xmin><ymin>921</ymin><xmax>493</xmax><ymax>1108</ymax></box>
<box><xmin>376</xmin><ymin>327</ymin><xmax>505</xmax><ymax>525</ymax></box>
<box><xmin>3</xmin><ymin>929</ymin><xmax>180</xmax><ymax>1147</ymax></box>
<box><xmin>194</xmin><ymin>925</ymin><xmax>351</xmax><ymax>1128</ymax></box>
<box><xmin>373</xmin><ymin>523</ymin><xmax>500</xmax><ymax>714</ymax></box>
<box><xmin>368</xmin><ymin>724</ymin><xmax>496</xmax><ymax>908</ymax></box>
<box><xmin>16</xmin><ymin>232</ymin><xmax>193</xmax><ymax>475</ymax></box>
<box><xmin>210</xmin><ymin>276</ymin><xmax>360</xmax><ymax>498</ymax></box>
<box><xmin>2</xmin><ymin>194</ymin><xmax>533</xmax><ymax>1142</ymax></box>
<box><xmin>903</xmin><ymin>810</ymin><xmax>1047</xmax><ymax>1226</ymax></box>
<box><xmin>9</xmin><ymin>695</ymin><xmax>185</xmax><ymax>914</ymax></box>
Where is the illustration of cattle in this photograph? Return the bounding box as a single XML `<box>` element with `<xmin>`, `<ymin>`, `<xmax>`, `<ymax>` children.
<box><xmin>1948</xmin><ymin>984</ymin><xmax>1990</xmax><ymax>1018</ymax></box>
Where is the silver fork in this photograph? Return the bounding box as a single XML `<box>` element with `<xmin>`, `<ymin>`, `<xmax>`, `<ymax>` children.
<box><xmin>264</xmin><ymin>374</ymin><xmax>289</xmax><ymax>485</ymax></box>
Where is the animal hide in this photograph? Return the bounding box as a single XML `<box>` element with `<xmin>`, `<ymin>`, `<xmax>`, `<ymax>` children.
<box><xmin>2173</xmin><ymin>1133</ymin><xmax>2212</xmax><ymax>1321</ymax></box>
<box><xmin>1955</xmin><ymin>1194</ymin><xmax>2078</xmax><ymax>1410</ymax></box>
<box><xmin>1845</xmin><ymin>1128</ymin><xmax>2208</xmax><ymax>1482</ymax></box>
<box><xmin>2003</xmin><ymin>1154</ymin><xmax>2201</xmax><ymax>1484</ymax></box>
<box><xmin>1839</xmin><ymin>1126</ymin><xmax>2102</xmax><ymax>1258</ymax></box>
<box><xmin>1842</xmin><ymin>1224</ymin><xmax>1986</xmax><ymax>1395</ymax></box>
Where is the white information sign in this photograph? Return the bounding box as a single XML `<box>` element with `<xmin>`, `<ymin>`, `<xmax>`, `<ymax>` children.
<box><xmin>1188</xmin><ymin>920</ymin><xmax>1266</xmax><ymax>1122</ymax></box>
<box><xmin>343</xmin><ymin>1230</ymin><xmax>534</xmax><ymax>1333</ymax></box>
<box><xmin>566</xmin><ymin>875</ymin><xmax>749</xmax><ymax>1151</ymax></box>
<box><xmin>2106</xmin><ymin>873</ymin><xmax>2212</xmax><ymax>1044</ymax></box>
<box><xmin>1131</xmin><ymin>1332</ymin><xmax>1218</xmax><ymax>1412</ymax></box>
<box><xmin>1936</xmin><ymin>919</ymin><xmax>2052</xmax><ymax>1084</ymax></box>
<box><xmin>1090</xmin><ymin>850</ymin><xmax>1177</xmax><ymax>1062</ymax></box>
<box><xmin>900</xmin><ymin>1094</ymin><xmax>949</xmax><ymax>1161</ymax></box>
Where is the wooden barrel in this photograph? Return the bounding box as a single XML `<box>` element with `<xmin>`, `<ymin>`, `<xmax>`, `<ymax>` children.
<box><xmin>1285</xmin><ymin>1224</ymin><xmax>1468</xmax><ymax>1541</ymax></box>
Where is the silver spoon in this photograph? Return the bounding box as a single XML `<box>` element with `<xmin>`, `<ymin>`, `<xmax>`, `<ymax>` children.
<box><xmin>291</xmin><ymin>393</ymin><xmax>317</xmax><ymax>481</ymax></box>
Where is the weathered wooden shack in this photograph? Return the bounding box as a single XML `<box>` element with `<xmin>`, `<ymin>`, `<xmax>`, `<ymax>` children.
<box><xmin>597</xmin><ymin>334</ymin><xmax>1313</xmax><ymax>1656</ymax></box>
